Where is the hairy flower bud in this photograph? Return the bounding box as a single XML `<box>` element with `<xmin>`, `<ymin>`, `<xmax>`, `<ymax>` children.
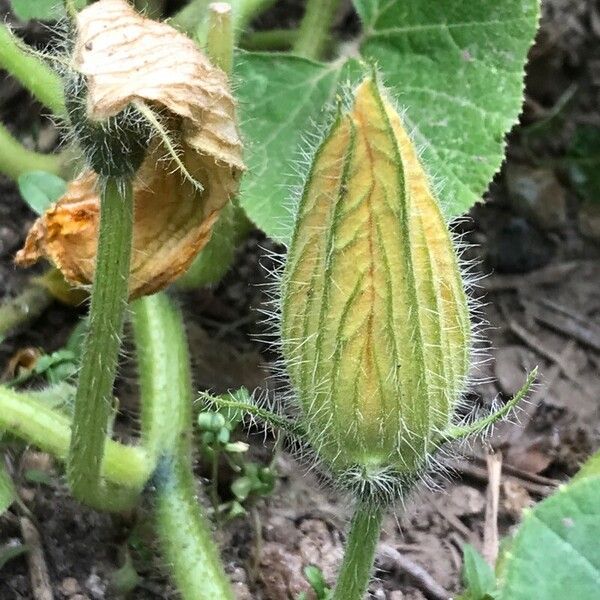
<box><xmin>281</xmin><ymin>77</ymin><xmax>471</xmax><ymax>499</ymax></box>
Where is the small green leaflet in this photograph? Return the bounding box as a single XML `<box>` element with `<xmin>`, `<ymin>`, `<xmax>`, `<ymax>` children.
<box><xmin>0</xmin><ymin>459</ymin><xmax>16</xmax><ymax>516</ymax></box>
<box><xmin>18</xmin><ymin>171</ymin><xmax>67</xmax><ymax>215</ymax></box>
<box><xmin>461</xmin><ymin>544</ymin><xmax>497</xmax><ymax>599</ymax></box>
<box><xmin>236</xmin><ymin>0</ymin><xmax>539</xmax><ymax>243</ymax></box>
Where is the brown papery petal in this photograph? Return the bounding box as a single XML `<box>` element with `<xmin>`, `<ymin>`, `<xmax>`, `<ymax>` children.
<box><xmin>16</xmin><ymin>0</ymin><xmax>244</xmax><ymax>298</ymax></box>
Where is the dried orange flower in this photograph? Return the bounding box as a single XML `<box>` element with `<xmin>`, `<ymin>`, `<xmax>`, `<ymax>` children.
<box><xmin>16</xmin><ymin>0</ymin><xmax>244</xmax><ymax>298</ymax></box>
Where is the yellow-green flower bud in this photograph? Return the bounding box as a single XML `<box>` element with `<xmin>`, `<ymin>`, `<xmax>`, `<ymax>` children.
<box><xmin>281</xmin><ymin>77</ymin><xmax>471</xmax><ymax>499</ymax></box>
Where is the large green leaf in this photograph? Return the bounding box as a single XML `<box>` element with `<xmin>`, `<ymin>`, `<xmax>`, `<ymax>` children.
<box><xmin>235</xmin><ymin>53</ymin><xmax>346</xmax><ymax>241</ymax></box>
<box><xmin>236</xmin><ymin>0</ymin><xmax>539</xmax><ymax>242</ymax></box>
<box><xmin>498</xmin><ymin>476</ymin><xmax>600</xmax><ymax>600</ymax></box>
<box><xmin>355</xmin><ymin>0</ymin><xmax>540</xmax><ymax>218</ymax></box>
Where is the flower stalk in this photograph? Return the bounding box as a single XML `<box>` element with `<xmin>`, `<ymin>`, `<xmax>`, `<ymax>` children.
<box><xmin>0</xmin><ymin>122</ymin><xmax>64</xmax><ymax>180</ymax></box>
<box><xmin>0</xmin><ymin>385</ymin><xmax>152</xmax><ymax>489</ymax></box>
<box><xmin>0</xmin><ymin>25</ymin><xmax>66</xmax><ymax>116</ymax></box>
<box><xmin>67</xmin><ymin>177</ymin><xmax>135</xmax><ymax>508</ymax></box>
<box><xmin>293</xmin><ymin>0</ymin><xmax>342</xmax><ymax>59</ymax></box>
<box><xmin>133</xmin><ymin>293</ymin><xmax>234</xmax><ymax>600</ymax></box>
<box><xmin>332</xmin><ymin>502</ymin><xmax>384</xmax><ymax>600</ymax></box>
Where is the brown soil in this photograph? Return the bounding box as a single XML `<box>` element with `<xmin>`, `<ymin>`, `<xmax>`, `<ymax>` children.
<box><xmin>1</xmin><ymin>1</ymin><xmax>599</xmax><ymax>599</ymax></box>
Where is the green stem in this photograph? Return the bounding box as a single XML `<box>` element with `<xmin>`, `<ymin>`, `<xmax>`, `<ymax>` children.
<box><xmin>0</xmin><ymin>386</ymin><xmax>152</xmax><ymax>489</ymax></box>
<box><xmin>0</xmin><ymin>122</ymin><xmax>64</xmax><ymax>180</ymax></box>
<box><xmin>293</xmin><ymin>0</ymin><xmax>342</xmax><ymax>59</ymax></box>
<box><xmin>241</xmin><ymin>28</ymin><xmax>298</xmax><ymax>51</ymax></box>
<box><xmin>438</xmin><ymin>368</ymin><xmax>537</xmax><ymax>443</ymax></box>
<box><xmin>206</xmin><ymin>2</ymin><xmax>234</xmax><ymax>74</ymax></box>
<box><xmin>171</xmin><ymin>0</ymin><xmax>275</xmax><ymax>41</ymax></box>
<box><xmin>200</xmin><ymin>392</ymin><xmax>306</xmax><ymax>437</ymax></box>
<box><xmin>0</xmin><ymin>283</ymin><xmax>52</xmax><ymax>344</ymax></box>
<box><xmin>133</xmin><ymin>294</ymin><xmax>234</xmax><ymax>600</ymax></box>
<box><xmin>67</xmin><ymin>177</ymin><xmax>134</xmax><ymax>509</ymax></box>
<box><xmin>0</xmin><ymin>25</ymin><xmax>66</xmax><ymax>116</ymax></box>
<box><xmin>332</xmin><ymin>501</ymin><xmax>384</xmax><ymax>600</ymax></box>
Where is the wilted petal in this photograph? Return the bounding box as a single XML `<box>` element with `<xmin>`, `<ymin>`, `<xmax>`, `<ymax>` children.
<box><xmin>16</xmin><ymin>0</ymin><xmax>244</xmax><ymax>298</ymax></box>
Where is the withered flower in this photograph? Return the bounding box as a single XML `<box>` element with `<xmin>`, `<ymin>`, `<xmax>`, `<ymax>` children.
<box><xmin>16</xmin><ymin>0</ymin><xmax>244</xmax><ymax>298</ymax></box>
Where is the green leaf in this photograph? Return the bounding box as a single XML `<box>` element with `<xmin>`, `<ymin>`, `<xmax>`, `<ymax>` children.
<box><xmin>231</xmin><ymin>476</ymin><xmax>252</xmax><ymax>501</ymax></box>
<box><xmin>462</xmin><ymin>544</ymin><xmax>497</xmax><ymax>599</ymax></box>
<box><xmin>236</xmin><ymin>1</ymin><xmax>539</xmax><ymax>242</ymax></box>
<box><xmin>304</xmin><ymin>565</ymin><xmax>330</xmax><ymax>599</ymax></box>
<box><xmin>10</xmin><ymin>0</ymin><xmax>65</xmax><ymax>21</ymax></box>
<box><xmin>18</xmin><ymin>171</ymin><xmax>67</xmax><ymax>215</ymax></box>
<box><xmin>355</xmin><ymin>0</ymin><xmax>540</xmax><ymax>218</ymax></box>
<box><xmin>0</xmin><ymin>543</ymin><xmax>28</xmax><ymax>571</ymax></box>
<box><xmin>0</xmin><ymin>459</ymin><xmax>16</xmax><ymax>516</ymax></box>
<box><xmin>498</xmin><ymin>476</ymin><xmax>600</xmax><ymax>600</ymax></box>
<box><xmin>573</xmin><ymin>449</ymin><xmax>600</xmax><ymax>483</ymax></box>
<box><xmin>235</xmin><ymin>53</ymin><xmax>351</xmax><ymax>241</ymax></box>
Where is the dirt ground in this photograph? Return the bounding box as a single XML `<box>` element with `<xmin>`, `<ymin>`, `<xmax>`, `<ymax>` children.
<box><xmin>1</xmin><ymin>1</ymin><xmax>599</xmax><ymax>599</ymax></box>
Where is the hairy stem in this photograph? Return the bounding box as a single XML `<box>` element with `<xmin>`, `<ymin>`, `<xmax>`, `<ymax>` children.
<box><xmin>0</xmin><ymin>25</ymin><xmax>66</xmax><ymax>116</ymax></box>
<box><xmin>0</xmin><ymin>385</ymin><xmax>152</xmax><ymax>488</ymax></box>
<box><xmin>0</xmin><ymin>283</ymin><xmax>52</xmax><ymax>344</ymax></box>
<box><xmin>0</xmin><ymin>122</ymin><xmax>64</xmax><ymax>180</ymax></box>
<box><xmin>133</xmin><ymin>294</ymin><xmax>234</xmax><ymax>600</ymax></box>
<box><xmin>293</xmin><ymin>0</ymin><xmax>342</xmax><ymax>60</ymax></box>
<box><xmin>67</xmin><ymin>177</ymin><xmax>134</xmax><ymax>508</ymax></box>
<box><xmin>332</xmin><ymin>501</ymin><xmax>384</xmax><ymax>600</ymax></box>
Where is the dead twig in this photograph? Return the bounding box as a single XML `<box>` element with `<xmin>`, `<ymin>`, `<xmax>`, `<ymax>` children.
<box><xmin>447</xmin><ymin>460</ymin><xmax>555</xmax><ymax>497</ymax></box>
<box><xmin>529</xmin><ymin>301</ymin><xmax>600</xmax><ymax>353</ymax></box>
<box><xmin>469</xmin><ymin>454</ymin><xmax>560</xmax><ymax>488</ymax></box>
<box><xmin>508</xmin><ymin>320</ymin><xmax>578</xmax><ymax>380</ymax></box>
<box><xmin>19</xmin><ymin>517</ymin><xmax>53</xmax><ymax>600</ymax></box>
<box><xmin>483</xmin><ymin>451</ymin><xmax>502</xmax><ymax>566</ymax></box>
<box><xmin>378</xmin><ymin>543</ymin><xmax>450</xmax><ymax>600</ymax></box>
<box><xmin>428</xmin><ymin>498</ymin><xmax>475</xmax><ymax>545</ymax></box>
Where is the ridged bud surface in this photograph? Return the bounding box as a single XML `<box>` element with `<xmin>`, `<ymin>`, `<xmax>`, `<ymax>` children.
<box><xmin>281</xmin><ymin>78</ymin><xmax>471</xmax><ymax>488</ymax></box>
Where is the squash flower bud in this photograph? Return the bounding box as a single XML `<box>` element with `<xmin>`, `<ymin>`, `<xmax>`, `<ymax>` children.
<box><xmin>281</xmin><ymin>77</ymin><xmax>471</xmax><ymax>500</ymax></box>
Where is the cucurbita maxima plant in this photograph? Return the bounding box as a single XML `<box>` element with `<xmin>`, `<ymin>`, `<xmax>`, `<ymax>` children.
<box><xmin>0</xmin><ymin>0</ymin><xmax>543</xmax><ymax>598</ymax></box>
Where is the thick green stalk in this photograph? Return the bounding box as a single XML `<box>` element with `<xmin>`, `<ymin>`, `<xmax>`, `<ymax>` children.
<box><xmin>0</xmin><ymin>386</ymin><xmax>152</xmax><ymax>488</ymax></box>
<box><xmin>241</xmin><ymin>28</ymin><xmax>298</xmax><ymax>51</ymax></box>
<box><xmin>133</xmin><ymin>294</ymin><xmax>234</xmax><ymax>600</ymax></box>
<box><xmin>332</xmin><ymin>501</ymin><xmax>384</xmax><ymax>600</ymax></box>
<box><xmin>171</xmin><ymin>0</ymin><xmax>275</xmax><ymax>41</ymax></box>
<box><xmin>293</xmin><ymin>0</ymin><xmax>342</xmax><ymax>59</ymax></box>
<box><xmin>67</xmin><ymin>178</ymin><xmax>134</xmax><ymax>508</ymax></box>
<box><xmin>0</xmin><ymin>283</ymin><xmax>51</xmax><ymax>343</ymax></box>
<box><xmin>206</xmin><ymin>2</ymin><xmax>234</xmax><ymax>74</ymax></box>
<box><xmin>0</xmin><ymin>122</ymin><xmax>64</xmax><ymax>180</ymax></box>
<box><xmin>0</xmin><ymin>25</ymin><xmax>66</xmax><ymax>116</ymax></box>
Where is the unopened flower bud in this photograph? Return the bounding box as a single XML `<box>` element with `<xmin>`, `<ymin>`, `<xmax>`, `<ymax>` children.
<box><xmin>281</xmin><ymin>77</ymin><xmax>471</xmax><ymax>501</ymax></box>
